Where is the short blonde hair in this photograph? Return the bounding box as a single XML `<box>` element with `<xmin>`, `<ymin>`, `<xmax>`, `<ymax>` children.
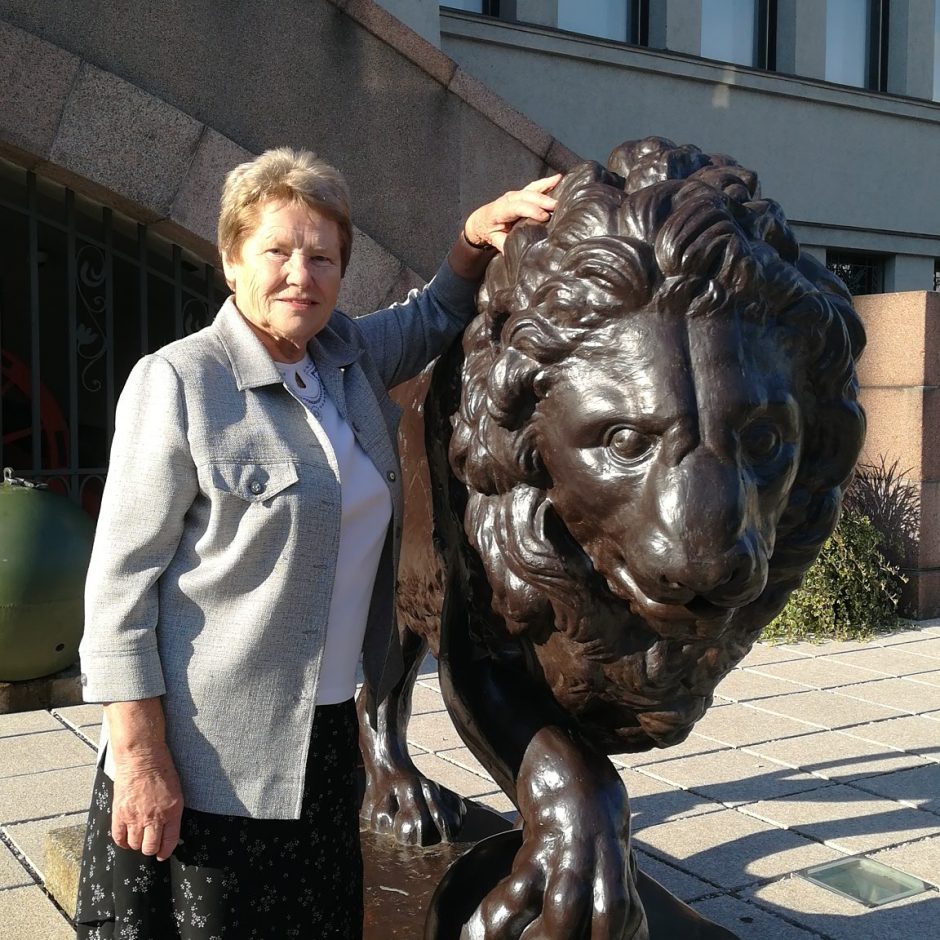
<box><xmin>218</xmin><ymin>147</ymin><xmax>353</xmax><ymax>273</ymax></box>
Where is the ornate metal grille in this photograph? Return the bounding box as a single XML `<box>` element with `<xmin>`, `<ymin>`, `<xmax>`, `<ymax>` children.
<box><xmin>826</xmin><ymin>250</ymin><xmax>886</xmax><ymax>296</ymax></box>
<box><xmin>0</xmin><ymin>158</ymin><xmax>227</xmax><ymax>516</ymax></box>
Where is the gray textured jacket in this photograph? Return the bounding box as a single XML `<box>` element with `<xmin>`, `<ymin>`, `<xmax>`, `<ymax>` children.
<box><xmin>79</xmin><ymin>261</ymin><xmax>477</xmax><ymax>819</ymax></box>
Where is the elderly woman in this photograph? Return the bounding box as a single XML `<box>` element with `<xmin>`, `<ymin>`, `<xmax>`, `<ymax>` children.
<box><xmin>73</xmin><ymin>147</ymin><xmax>557</xmax><ymax>939</ymax></box>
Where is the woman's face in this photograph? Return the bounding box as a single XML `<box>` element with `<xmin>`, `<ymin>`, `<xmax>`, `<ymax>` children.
<box><xmin>222</xmin><ymin>198</ymin><xmax>344</xmax><ymax>362</ymax></box>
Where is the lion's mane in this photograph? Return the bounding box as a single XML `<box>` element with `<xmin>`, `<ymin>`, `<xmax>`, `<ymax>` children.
<box><xmin>447</xmin><ymin>137</ymin><xmax>865</xmax><ymax>750</ymax></box>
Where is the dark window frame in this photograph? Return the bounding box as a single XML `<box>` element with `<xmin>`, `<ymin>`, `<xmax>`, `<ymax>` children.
<box><xmin>757</xmin><ymin>0</ymin><xmax>777</xmax><ymax>70</ymax></box>
<box><xmin>496</xmin><ymin>1</ymin><xmax>650</xmax><ymax>46</ymax></box>
<box><xmin>826</xmin><ymin>249</ymin><xmax>888</xmax><ymax>296</ymax></box>
<box><xmin>868</xmin><ymin>0</ymin><xmax>889</xmax><ymax>91</ymax></box>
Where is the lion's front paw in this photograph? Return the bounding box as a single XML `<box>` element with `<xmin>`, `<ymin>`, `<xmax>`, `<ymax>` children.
<box><xmin>361</xmin><ymin>766</ymin><xmax>466</xmax><ymax>846</ymax></box>
<box><xmin>462</xmin><ymin>825</ymin><xmax>646</xmax><ymax>940</ymax></box>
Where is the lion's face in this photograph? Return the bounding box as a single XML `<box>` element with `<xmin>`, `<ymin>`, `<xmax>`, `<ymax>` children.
<box><xmin>534</xmin><ymin>307</ymin><xmax>804</xmax><ymax>640</ymax></box>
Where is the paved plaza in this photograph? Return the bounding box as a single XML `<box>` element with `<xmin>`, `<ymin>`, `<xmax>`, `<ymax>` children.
<box><xmin>1</xmin><ymin>625</ymin><xmax>939</xmax><ymax>938</ymax></box>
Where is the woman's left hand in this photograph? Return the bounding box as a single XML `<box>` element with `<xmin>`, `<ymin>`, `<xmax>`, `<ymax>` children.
<box><xmin>464</xmin><ymin>174</ymin><xmax>561</xmax><ymax>253</ymax></box>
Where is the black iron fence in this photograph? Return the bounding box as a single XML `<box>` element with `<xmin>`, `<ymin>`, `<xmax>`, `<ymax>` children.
<box><xmin>0</xmin><ymin>158</ymin><xmax>226</xmax><ymax>515</ymax></box>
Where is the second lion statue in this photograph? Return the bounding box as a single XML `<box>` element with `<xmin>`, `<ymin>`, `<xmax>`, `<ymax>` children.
<box><xmin>357</xmin><ymin>137</ymin><xmax>866</xmax><ymax>939</ymax></box>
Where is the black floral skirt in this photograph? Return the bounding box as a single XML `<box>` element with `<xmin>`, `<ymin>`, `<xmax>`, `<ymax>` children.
<box><xmin>74</xmin><ymin>699</ymin><xmax>363</xmax><ymax>939</ymax></box>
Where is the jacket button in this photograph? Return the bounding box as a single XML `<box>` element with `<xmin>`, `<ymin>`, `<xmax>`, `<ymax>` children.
<box><xmin>249</xmin><ymin>480</ymin><xmax>265</xmax><ymax>495</ymax></box>
<box><xmin>386</xmin><ymin>471</ymin><xmax>397</xmax><ymax>482</ymax></box>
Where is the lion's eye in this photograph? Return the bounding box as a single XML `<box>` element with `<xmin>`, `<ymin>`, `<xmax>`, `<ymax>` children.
<box><xmin>606</xmin><ymin>427</ymin><xmax>655</xmax><ymax>464</ymax></box>
<box><xmin>741</xmin><ymin>421</ymin><xmax>782</xmax><ymax>463</ymax></box>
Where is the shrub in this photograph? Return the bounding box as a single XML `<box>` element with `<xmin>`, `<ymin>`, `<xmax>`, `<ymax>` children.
<box><xmin>765</xmin><ymin>506</ymin><xmax>905</xmax><ymax>643</ymax></box>
<box><xmin>842</xmin><ymin>456</ymin><xmax>919</xmax><ymax>569</ymax></box>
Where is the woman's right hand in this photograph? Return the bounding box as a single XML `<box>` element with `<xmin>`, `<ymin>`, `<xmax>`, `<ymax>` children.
<box><xmin>105</xmin><ymin>698</ymin><xmax>184</xmax><ymax>861</ymax></box>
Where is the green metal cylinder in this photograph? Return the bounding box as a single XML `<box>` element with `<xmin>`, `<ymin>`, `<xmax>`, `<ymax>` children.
<box><xmin>0</xmin><ymin>472</ymin><xmax>94</xmax><ymax>681</ymax></box>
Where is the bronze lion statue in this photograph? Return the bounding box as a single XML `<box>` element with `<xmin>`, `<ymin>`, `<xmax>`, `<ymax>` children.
<box><xmin>358</xmin><ymin>137</ymin><xmax>866</xmax><ymax>939</ymax></box>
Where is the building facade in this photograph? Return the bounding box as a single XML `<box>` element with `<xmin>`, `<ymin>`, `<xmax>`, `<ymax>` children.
<box><xmin>1</xmin><ymin>0</ymin><xmax>939</xmax><ymax>612</ymax></box>
<box><xmin>384</xmin><ymin>0</ymin><xmax>940</xmax><ymax>294</ymax></box>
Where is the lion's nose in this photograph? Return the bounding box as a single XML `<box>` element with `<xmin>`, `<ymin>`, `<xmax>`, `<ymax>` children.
<box><xmin>657</xmin><ymin>545</ymin><xmax>763</xmax><ymax>608</ymax></box>
<box><xmin>638</xmin><ymin>449</ymin><xmax>768</xmax><ymax>609</ymax></box>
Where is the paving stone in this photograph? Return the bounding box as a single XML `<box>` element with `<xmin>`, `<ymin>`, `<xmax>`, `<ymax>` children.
<box><xmin>905</xmin><ymin>669</ymin><xmax>940</xmax><ymax>687</ymax></box>
<box><xmin>739</xmin><ymin>643</ymin><xmax>811</xmax><ymax>667</ymax></box>
<box><xmin>876</xmin><ymin>627</ymin><xmax>936</xmax><ymax>646</ymax></box>
<box><xmin>871</xmin><ymin>834</ymin><xmax>940</xmax><ymax>887</ymax></box>
<box><xmin>0</xmin><ymin>838</ymin><xmax>32</xmax><ymax>889</ymax></box>
<box><xmin>416</xmin><ymin>675</ymin><xmax>441</xmax><ymax>693</ymax></box>
<box><xmin>842</xmin><ymin>715</ymin><xmax>940</xmax><ymax>763</ymax></box>
<box><xmin>692</xmin><ymin>892</ymin><xmax>822</xmax><ymax>939</ymax></box>
<box><xmin>850</xmin><ymin>763</ymin><xmax>940</xmax><ymax>814</ymax></box>
<box><xmin>837</xmin><ymin>677</ymin><xmax>940</xmax><ymax>713</ymax></box>
<box><xmin>616</xmin><ymin>732</ymin><xmax>724</xmax><ymax>768</ymax></box>
<box><xmin>473</xmin><ymin>789</ymin><xmax>517</xmax><ymax>817</ymax></box>
<box><xmin>780</xmin><ymin>639</ymin><xmax>875</xmax><ymax>656</ymax></box>
<box><xmin>44</xmin><ymin>822</ymin><xmax>85</xmax><ymax>920</ymax></box>
<box><xmin>749</xmin><ymin>871</ymin><xmax>940</xmax><ymax>940</ymax></box>
<box><xmin>740</xmin><ymin>784</ymin><xmax>940</xmax><ymax>854</ymax></box>
<box><xmin>409</xmin><ymin>684</ymin><xmax>446</xmax><ymax>716</ymax></box>
<box><xmin>638</xmin><ymin>747</ymin><xmax>823</xmax><ymax>806</ymax></box>
<box><xmin>407</xmin><ymin>710</ymin><xmax>466</xmax><ymax>752</ymax></box>
<box><xmin>0</xmin><ymin>711</ymin><xmax>60</xmax><ymax>738</ymax></box>
<box><xmin>4</xmin><ymin>811</ymin><xmax>86</xmax><ymax>881</ymax></box>
<box><xmin>635</xmin><ymin>849</ymin><xmax>717</xmax><ymax>902</ymax></box>
<box><xmin>829</xmin><ymin>647</ymin><xmax>940</xmax><ymax>678</ymax></box>
<box><xmin>633</xmin><ymin>807</ymin><xmax>843</xmax><ymax>889</ymax></box>
<box><xmin>748</xmin><ymin>689</ymin><xmax>906</xmax><ymax>729</ymax></box>
<box><xmin>412</xmin><ymin>752</ymin><xmax>495</xmax><ymax>800</ymax></box>
<box><xmin>51</xmin><ymin>705</ymin><xmax>102</xmax><ymax>729</ymax></box>
<box><xmin>893</xmin><ymin>637</ymin><xmax>940</xmax><ymax>660</ymax></box>
<box><xmin>746</xmin><ymin>730</ymin><xmax>931</xmax><ymax>783</ymax></box>
<box><xmin>748</xmin><ymin>657</ymin><xmax>884</xmax><ymax>689</ymax></box>
<box><xmin>0</xmin><ymin>764</ymin><xmax>96</xmax><ymax>823</ymax></box>
<box><xmin>0</xmin><ymin>883</ymin><xmax>73</xmax><ymax>939</ymax></box>
<box><xmin>714</xmin><ymin>670</ymin><xmax>815</xmax><ymax>702</ymax></box>
<box><xmin>692</xmin><ymin>703</ymin><xmax>820</xmax><ymax>747</ymax></box>
<box><xmin>618</xmin><ymin>768</ymin><xmax>725</xmax><ymax>830</ymax></box>
<box><xmin>434</xmin><ymin>746</ymin><xmax>491</xmax><ymax>780</ymax></box>
<box><xmin>0</xmin><ymin>729</ymin><xmax>95</xmax><ymax>778</ymax></box>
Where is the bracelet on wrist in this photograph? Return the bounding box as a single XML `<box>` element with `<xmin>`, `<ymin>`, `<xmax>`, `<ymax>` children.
<box><xmin>462</xmin><ymin>229</ymin><xmax>495</xmax><ymax>252</ymax></box>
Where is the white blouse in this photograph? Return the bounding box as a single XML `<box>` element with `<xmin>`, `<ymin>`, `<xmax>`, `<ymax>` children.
<box><xmin>274</xmin><ymin>353</ymin><xmax>392</xmax><ymax>704</ymax></box>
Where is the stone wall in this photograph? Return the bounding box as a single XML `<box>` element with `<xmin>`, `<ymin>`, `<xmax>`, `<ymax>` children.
<box><xmin>855</xmin><ymin>291</ymin><xmax>940</xmax><ymax>617</ymax></box>
<box><xmin>0</xmin><ymin>0</ymin><xmax>579</xmax><ymax>283</ymax></box>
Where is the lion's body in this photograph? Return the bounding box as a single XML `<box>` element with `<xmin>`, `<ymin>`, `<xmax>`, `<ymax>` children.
<box><xmin>362</xmin><ymin>137</ymin><xmax>865</xmax><ymax>939</ymax></box>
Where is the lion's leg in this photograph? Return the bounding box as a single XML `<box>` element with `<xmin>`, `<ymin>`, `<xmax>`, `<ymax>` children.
<box><xmin>357</xmin><ymin>626</ymin><xmax>466</xmax><ymax>846</ymax></box>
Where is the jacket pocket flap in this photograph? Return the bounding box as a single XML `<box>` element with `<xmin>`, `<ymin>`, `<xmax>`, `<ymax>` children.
<box><xmin>205</xmin><ymin>460</ymin><xmax>299</xmax><ymax>502</ymax></box>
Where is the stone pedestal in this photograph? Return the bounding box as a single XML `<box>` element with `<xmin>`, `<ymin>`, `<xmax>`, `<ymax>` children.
<box><xmin>855</xmin><ymin>291</ymin><xmax>940</xmax><ymax>617</ymax></box>
<box><xmin>363</xmin><ymin>801</ymin><xmax>510</xmax><ymax>938</ymax></box>
<box><xmin>0</xmin><ymin>662</ymin><xmax>83</xmax><ymax>714</ymax></box>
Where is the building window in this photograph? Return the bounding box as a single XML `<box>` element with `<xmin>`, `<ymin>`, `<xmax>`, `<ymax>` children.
<box><xmin>0</xmin><ymin>158</ymin><xmax>226</xmax><ymax>514</ymax></box>
<box><xmin>825</xmin><ymin>0</ymin><xmax>888</xmax><ymax>90</ymax></box>
<box><xmin>934</xmin><ymin>260</ymin><xmax>940</xmax><ymax>292</ymax></box>
<box><xmin>556</xmin><ymin>0</ymin><xmax>647</xmax><ymax>44</ymax></box>
<box><xmin>440</xmin><ymin>1</ymin><xmax>499</xmax><ymax>14</ymax></box>
<box><xmin>827</xmin><ymin>250</ymin><xmax>886</xmax><ymax>296</ymax></box>
<box><xmin>700</xmin><ymin>0</ymin><xmax>775</xmax><ymax>69</ymax></box>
